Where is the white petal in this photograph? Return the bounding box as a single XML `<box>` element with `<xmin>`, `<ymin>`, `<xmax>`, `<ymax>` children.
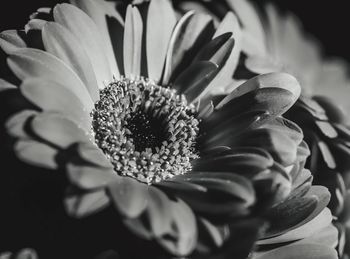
<box><xmin>8</xmin><ymin>48</ymin><xmax>94</xmax><ymax>111</ymax></box>
<box><xmin>123</xmin><ymin>6</ymin><xmax>143</xmax><ymax>78</ymax></box>
<box><xmin>42</xmin><ymin>22</ymin><xmax>99</xmax><ymax>102</ymax></box>
<box><xmin>70</xmin><ymin>0</ymin><xmax>122</xmax><ymax>78</ymax></box>
<box><xmin>21</xmin><ymin>78</ymin><xmax>92</xmax><ymax>132</ymax></box>
<box><xmin>53</xmin><ymin>3</ymin><xmax>113</xmax><ymax>88</ymax></box>
<box><xmin>147</xmin><ymin>0</ymin><xmax>177</xmax><ymax>82</ymax></box>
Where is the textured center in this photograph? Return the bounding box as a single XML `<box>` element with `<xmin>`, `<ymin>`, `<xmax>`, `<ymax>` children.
<box><xmin>90</xmin><ymin>77</ymin><xmax>199</xmax><ymax>184</ymax></box>
<box><xmin>126</xmin><ymin>109</ymin><xmax>166</xmax><ymax>152</ymax></box>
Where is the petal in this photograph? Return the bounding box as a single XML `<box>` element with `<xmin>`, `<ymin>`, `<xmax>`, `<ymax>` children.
<box><xmin>65</xmin><ymin>187</ymin><xmax>110</xmax><ymax>218</ymax></box>
<box><xmin>124</xmin><ymin>187</ymin><xmax>172</xmax><ymax>238</ymax></box>
<box><xmin>123</xmin><ymin>6</ymin><xmax>143</xmax><ymax>78</ymax></box>
<box><xmin>70</xmin><ymin>0</ymin><xmax>121</xmax><ymax>78</ymax></box>
<box><xmin>204</xmin><ymin>12</ymin><xmax>242</xmax><ymax>96</ymax></box>
<box><xmin>146</xmin><ymin>0</ymin><xmax>177</xmax><ymax>82</ymax></box>
<box><xmin>227</xmin><ymin>0</ymin><xmax>266</xmax><ymax>55</ymax></box>
<box><xmin>216</xmin><ymin>72</ymin><xmax>301</xmax><ymax>109</ymax></box>
<box><xmin>253</xmin><ymin>243</ymin><xmax>338</xmax><ymax>259</ymax></box>
<box><xmin>264</xmin><ymin>185</ymin><xmax>331</xmax><ymax>238</ymax></box>
<box><xmin>157</xmin><ymin>199</ymin><xmax>197</xmax><ymax>256</ymax></box>
<box><xmin>0</xmin><ymin>30</ymin><xmax>27</xmax><ymax>54</ymax></box>
<box><xmin>76</xmin><ymin>142</ymin><xmax>113</xmax><ymax>168</ymax></box>
<box><xmin>20</xmin><ymin>78</ymin><xmax>92</xmax><ymax>131</ymax></box>
<box><xmin>8</xmin><ymin>48</ymin><xmax>94</xmax><ymax>111</ymax></box>
<box><xmin>6</xmin><ymin>110</ymin><xmax>38</xmax><ymax>139</ymax></box>
<box><xmin>31</xmin><ymin>112</ymin><xmax>90</xmax><ymax>148</ymax></box>
<box><xmin>294</xmin><ymin>224</ymin><xmax>339</xmax><ymax>248</ymax></box>
<box><xmin>53</xmin><ymin>3</ymin><xmax>113</xmax><ymax>88</ymax></box>
<box><xmin>15</xmin><ymin>248</ymin><xmax>38</xmax><ymax>259</ymax></box>
<box><xmin>0</xmin><ymin>79</ymin><xmax>16</xmax><ymax>92</ymax></box>
<box><xmin>173</xmin><ymin>61</ymin><xmax>218</xmax><ymax>103</ymax></box>
<box><xmin>67</xmin><ymin>163</ymin><xmax>117</xmax><ymax>190</ymax></box>
<box><xmin>162</xmin><ymin>11</ymin><xmax>214</xmax><ymax>85</ymax></box>
<box><xmin>15</xmin><ymin>139</ymin><xmax>58</xmax><ymax>169</ymax></box>
<box><xmin>107</xmin><ymin>177</ymin><xmax>148</xmax><ymax>218</ymax></box>
<box><xmin>258</xmin><ymin>208</ymin><xmax>333</xmax><ymax>245</ymax></box>
<box><xmin>42</xmin><ymin>22</ymin><xmax>99</xmax><ymax>101</ymax></box>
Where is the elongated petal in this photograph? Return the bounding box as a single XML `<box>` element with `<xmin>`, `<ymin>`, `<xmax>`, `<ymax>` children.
<box><xmin>227</xmin><ymin>0</ymin><xmax>266</xmax><ymax>55</ymax></box>
<box><xmin>76</xmin><ymin>142</ymin><xmax>113</xmax><ymax>169</ymax></box>
<box><xmin>67</xmin><ymin>164</ymin><xmax>117</xmax><ymax>190</ymax></box>
<box><xmin>158</xmin><ymin>199</ymin><xmax>197</xmax><ymax>256</ymax></box>
<box><xmin>108</xmin><ymin>177</ymin><xmax>148</xmax><ymax>218</ymax></box>
<box><xmin>217</xmin><ymin>72</ymin><xmax>301</xmax><ymax>109</ymax></box>
<box><xmin>0</xmin><ymin>30</ymin><xmax>27</xmax><ymax>54</ymax></box>
<box><xmin>31</xmin><ymin>112</ymin><xmax>90</xmax><ymax>148</ymax></box>
<box><xmin>258</xmin><ymin>208</ymin><xmax>333</xmax><ymax>245</ymax></box>
<box><xmin>21</xmin><ymin>78</ymin><xmax>92</xmax><ymax>131</ymax></box>
<box><xmin>42</xmin><ymin>22</ymin><xmax>99</xmax><ymax>101</ymax></box>
<box><xmin>162</xmin><ymin>12</ymin><xmax>214</xmax><ymax>85</ymax></box>
<box><xmin>124</xmin><ymin>187</ymin><xmax>172</xmax><ymax>238</ymax></box>
<box><xmin>123</xmin><ymin>6</ymin><xmax>143</xmax><ymax>78</ymax></box>
<box><xmin>173</xmin><ymin>61</ymin><xmax>218</xmax><ymax>103</ymax></box>
<box><xmin>0</xmin><ymin>79</ymin><xmax>16</xmax><ymax>92</ymax></box>
<box><xmin>6</xmin><ymin>110</ymin><xmax>38</xmax><ymax>138</ymax></box>
<box><xmin>53</xmin><ymin>3</ymin><xmax>113</xmax><ymax>88</ymax></box>
<box><xmin>204</xmin><ymin>12</ymin><xmax>242</xmax><ymax>96</ymax></box>
<box><xmin>65</xmin><ymin>188</ymin><xmax>110</xmax><ymax>218</ymax></box>
<box><xmin>147</xmin><ymin>0</ymin><xmax>177</xmax><ymax>82</ymax></box>
<box><xmin>8</xmin><ymin>48</ymin><xmax>94</xmax><ymax>111</ymax></box>
<box><xmin>253</xmin><ymin>243</ymin><xmax>338</xmax><ymax>259</ymax></box>
<box><xmin>70</xmin><ymin>0</ymin><xmax>121</xmax><ymax>78</ymax></box>
<box><xmin>15</xmin><ymin>139</ymin><xmax>58</xmax><ymax>169</ymax></box>
<box><xmin>264</xmin><ymin>186</ymin><xmax>331</xmax><ymax>238</ymax></box>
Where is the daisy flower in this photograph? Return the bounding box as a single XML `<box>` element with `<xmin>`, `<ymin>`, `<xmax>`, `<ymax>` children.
<box><xmin>0</xmin><ymin>0</ymin><xmax>315</xmax><ymax>258</ymax></box>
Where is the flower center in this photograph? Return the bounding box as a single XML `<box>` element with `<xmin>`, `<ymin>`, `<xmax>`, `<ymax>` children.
<box><xmin>91</xmin><ymin>77</ymin><xmax>199</xmax><ymax>184</ymax></box>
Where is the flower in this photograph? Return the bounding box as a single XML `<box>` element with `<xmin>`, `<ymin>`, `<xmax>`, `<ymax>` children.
<box><xmin>175</xmin><ymin>0</ymin><xmax>345</xmax><ymax>258</ymax></box>
<box><xmin>0</xmin><ymin>249</ymin><xmax>38</xmax><ymax>259</ymax></box>
<box><xmin>0</xmin><ymin>0</ymin><xmax>317</xmax><ymax>258</ymax></box>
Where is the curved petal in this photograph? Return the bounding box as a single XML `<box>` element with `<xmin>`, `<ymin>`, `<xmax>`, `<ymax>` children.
<box><xmin>42</xmin><ymin>22</ymin><xmax>99</xmax><ymax>101</ymax></box>
<box><xmin>65</xmin><ymin>187</ymin><xmax>110</xmax><ymax>218</ymax></box>
<box><xmin>5</xmin><ymin>110</ymin><xmax>38</xmax><ymax>139</ymax></box>
<box><xmin>20</xmin><ymin>78</ymin><xmax>92</xmax><ymax>131</ymax></box>
<box><xmin>258</xmin><ymin>208</ymin><xmax>333</xmax><ymax>245</ymax></box>
<box><xmin>8</xmin><ymin>48</ymin><xmax>94</xmax><ymax>111</ymax></box>
<box><xmin>107</xmin><ymin>177</ymin><xmax>149</xmax><ymax>218</ymax></box>
<box><xmin>53</xmin><ymin>3</ymin><xmax>113</xmax><ymax>88</ymax></box>
<box><xmin>67</xmin><ymin>164</ymin><xmax>117</xmax><ymax>190</ymax></box>
<box><xmin>146</xmin><ymin>0</ymin><xmax>177</xmax><ymax>82</ymax></box>
<box><xmin>0</xmin><ymin>30</ymin><xmax>27</xmax><ymax>54</ymax></box>
<box><xmin>31</xmin><ymin>112</ymin><xmax>91</xmax><ymax>148</ymax></box>
<box><xmin>216</xmin><ymin>72</ymin><xmax>301</xmax><ymax>109</ymax></box>
<box><xmin>14</xmin><ymin>139</ymin><xmax>58</xmax><ymax>169</ymax></box>
<box><xmin>0</xmin><ymin>79</ymin><xmax>16</xmax><ymax>92</ymax></box>
<box><xmin>204</xmin><ymin>12</ymin><xmax>242</xmax><ymax>96</ymax></box>
<box><xmin>157</xmin><ymin>199</ymin><xmax>197</xmax><ymax>256</ymax></box>
<box><xmin>70</xmin><ymin>0</ymin><xmax>121</xmax><ymax>78</ymax></box>
<box><xmin>253</xmin><ymin>243</ymin><xmax>338</xmax><ymax>259</ymax></box>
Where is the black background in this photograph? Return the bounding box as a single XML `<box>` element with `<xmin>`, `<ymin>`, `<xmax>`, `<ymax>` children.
<box><xmin>0</xmin><ymin>0</ymin><xmax>349</xmax><ymax>61</ymax></box>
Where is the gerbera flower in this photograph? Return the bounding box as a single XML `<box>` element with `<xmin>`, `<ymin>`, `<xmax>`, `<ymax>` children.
<box><xmin>0</xmin><ymin>0</ymin><xmax>314</xmax><ymax>258</ymax></box>
<box><xmin>174</xmin><ymin>0</ymin><xmax>344</xmax><ymax>258</ymax></box>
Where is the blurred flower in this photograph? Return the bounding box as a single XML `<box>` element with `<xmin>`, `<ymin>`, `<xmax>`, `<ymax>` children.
<box><xmin>0</xmin><ymin>249</ymin><xmax>38</xmax><ymax>259</ymax></box>
<box><xmin>0</xmin><ymin>0</ymin><xmax>329</xmax><ymax>258</ymax></box>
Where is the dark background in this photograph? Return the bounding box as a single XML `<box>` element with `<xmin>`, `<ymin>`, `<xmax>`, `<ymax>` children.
<box><xmin>0</xmin><ymin>0</ymin><xmax>349</xmax><ymax>61</ymax></box>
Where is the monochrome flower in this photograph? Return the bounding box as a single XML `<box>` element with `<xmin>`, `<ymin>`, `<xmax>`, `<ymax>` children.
<box><xmin>0</xmin><ymin>0</ymin><xmax>337</xmax><ymax>258</ymax></box>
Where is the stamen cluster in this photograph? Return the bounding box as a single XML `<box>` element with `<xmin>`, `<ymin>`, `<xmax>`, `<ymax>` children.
<box><xmin>91</xmin><ymin>77</ymin><xmax>199</xmax><ymax>184</ymax></box>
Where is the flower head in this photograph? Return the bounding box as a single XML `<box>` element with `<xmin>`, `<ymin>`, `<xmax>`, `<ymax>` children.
<box><xmin>0</xmin><ymin>0</ymin><xmax>309</xmax><ymax>258</ymax></box>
